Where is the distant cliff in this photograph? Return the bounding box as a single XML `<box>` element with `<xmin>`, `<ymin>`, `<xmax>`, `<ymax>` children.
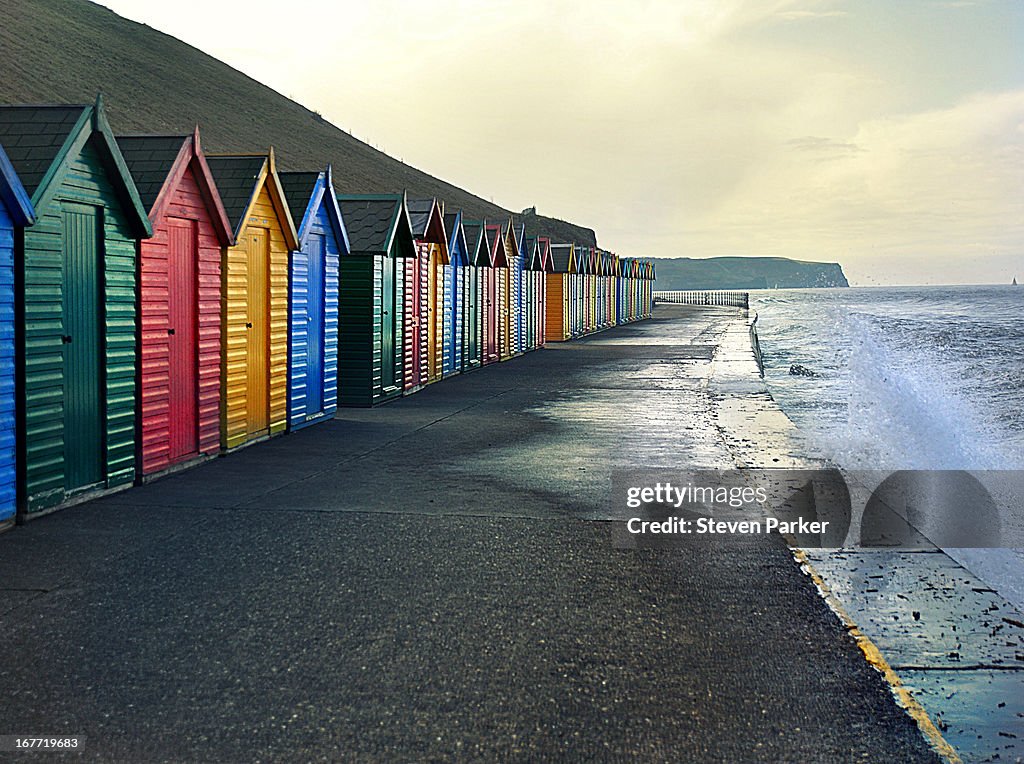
<box><xmin>652</xmin><ymin>257</ymin><xmax>849</xmax><ymax>290</ymax></box>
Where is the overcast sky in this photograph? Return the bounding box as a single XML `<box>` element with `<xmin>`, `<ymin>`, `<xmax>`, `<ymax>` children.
<box><xmin>99</xmin><ymin>0</ymin><xmax>1022</xmax><ymax>285</ymax></box>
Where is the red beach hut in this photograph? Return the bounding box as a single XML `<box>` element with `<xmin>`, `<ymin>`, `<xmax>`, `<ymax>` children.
<box><xmin>116</xmin><ymin>129</ymin><xmax>233</xmax><ymax>479</ymax></box>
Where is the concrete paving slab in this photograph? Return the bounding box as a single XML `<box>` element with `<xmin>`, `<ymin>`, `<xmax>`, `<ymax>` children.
<box><xmin>0</xmin><ymin>305</ymin><xmax>941</xmax><ymax>762</ymax></box>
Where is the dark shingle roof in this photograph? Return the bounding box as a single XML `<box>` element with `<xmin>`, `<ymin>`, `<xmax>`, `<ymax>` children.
<box><xmin>336</xmin><ymin>196</ymin><xmax>399</xmax><ymax>254</ymax></box>
<box><xmin>0</xmin><ymin>105</ymin><xmax>88</xmax><ymax>197</ymax></box>
<box><xmin>462</xmin><ymin>220</ymin><xmax>489</xmax><ymax>266</ymax></box>
<box><xmin>407</xmin><ymin>197</ymin><xmax>434</xmax><ymax>238</ymax></box>
<box><xmin>115</xmin><ymin>135</ymin><xmax>187</xmax><ymax>213</ymax></box>
<box><xmin>442</xmin><ymin>212</ymin><xmax>458</xmax><ymax>238</ymax></box>
<box><xmin>486</xmin><ymin>223</ymin><xmax>507</xmax><ymax>267</ymax></box>
<box><xmin>205</xmin><ymin>155</ymin><xmax>267</xmax><ymax>233</ymax></box>
<box><xmin>278</xmin><ymin>171</ymin><xmax>319</xmax><ymax>233</ymax></box>
<box><xmin>524</xmin><ymin>237</ymin><xmax>540</xmax><ymax>269</ymax></box>
<box><xmin>550</xmin><ymin>243</ymin><xmax>574</xmax><ymax>273</ymax></box>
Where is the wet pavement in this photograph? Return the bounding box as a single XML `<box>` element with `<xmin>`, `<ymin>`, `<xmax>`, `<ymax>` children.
<box><xmin>0</xmin><ymin>305</ymin><xmax>941</xmax><ymax>762</ymax></box>
<box><xmin>806</xmin><ymin>549</ymin><xmax>1024</xmax><ymax>763</ymax></box>
<box><xmin>707</xmin><ymin>310</ymin><xmax>1024</xmax><ymax>763</ymax></box>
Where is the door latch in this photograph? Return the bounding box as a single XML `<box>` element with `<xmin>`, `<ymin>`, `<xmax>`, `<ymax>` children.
<box><xmin>61</xmin><ymin>335</ymin><xmax>72</xmax><ymax>344</ymax></box>
<box><xmin>246</xmin><ymin>322</ymin><xmax>253</xmax><ymax>329</ymax></box>
<box><xmin>168</xmin><ymin>328</ymin><xmax>175</xmax><ymax>336</ymax></box>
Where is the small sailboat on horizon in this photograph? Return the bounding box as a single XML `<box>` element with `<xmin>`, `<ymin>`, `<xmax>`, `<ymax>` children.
<box><xmin>1014</xmin><ymin>276</ymin><xmax>1018</xmax><ymax>286</ymax></box>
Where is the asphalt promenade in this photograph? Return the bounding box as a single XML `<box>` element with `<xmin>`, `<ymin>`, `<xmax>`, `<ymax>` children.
<box><xmin>0</xmin><ymin>305</ymin><xmax>939</xmax><ymax>762</ymax></box>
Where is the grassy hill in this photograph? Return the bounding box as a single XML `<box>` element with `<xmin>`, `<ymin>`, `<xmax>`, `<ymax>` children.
<box><xmin>0</xmin><ymin>0</ymin><xmax>596</xmax><ymax>246</ymax></box>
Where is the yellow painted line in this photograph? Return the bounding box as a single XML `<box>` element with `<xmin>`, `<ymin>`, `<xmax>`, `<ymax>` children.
<box><xmin>791</xmin><ymin>548</ymin><xmax>962</xmax><ymax>764</ymax></box>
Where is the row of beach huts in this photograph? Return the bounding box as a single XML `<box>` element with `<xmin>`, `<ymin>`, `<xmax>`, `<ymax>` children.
<box><xmin>0</xmin><ymin>96</ymin><xmax>654</xmax><ymax>527</ymax></box>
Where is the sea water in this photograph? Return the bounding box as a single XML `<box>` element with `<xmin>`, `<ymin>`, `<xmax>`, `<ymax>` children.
<box><xmin>751</xmin><ymin>285</ymin><xmax>1024</xmax><ymax>607</ymax></box>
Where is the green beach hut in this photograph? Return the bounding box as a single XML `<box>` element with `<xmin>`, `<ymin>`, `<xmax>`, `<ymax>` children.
<box><xmin>0</xmin><ymin>96</ymin><xmax>152</xmax><ymax>516</ymax></box>
<box><xmin>336</xmin><ymin>194</ymin><xmax>415</xmax><ymax>406</ymax></box>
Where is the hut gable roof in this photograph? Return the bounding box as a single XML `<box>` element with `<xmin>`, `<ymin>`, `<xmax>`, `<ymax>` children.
<box><xmin>0</xmin><ymin>104</ymin><xmax>86</xmax><ymax>197</ymax></box>
<box><xmin>493</xmin><ymin>216</ymin><xmax>519</xmax><ymax>262</ymax></box>
<box><xmin>0</xmin><ymin>96</ymin><xmax>151</xmax><ymax>237</ymax></box>
<box><xmin>537</xmin><ymin>237</ymin><xmax>553</xmax><ymax>272</ymax></box>
<box><xmin>336</xmin><ymin>193</ymin><xmax>415</xmax><ymax>258</ymax></box>
<box><xmin>407</xmin><ymin>198</ymin><xmax>434</xmax><ymax>238</ymax></box>
<box><xmin>0</xmin><ymin>143</ymin><xmax>35</xmax><ymax>226</ymax></box>
<box><xmin>462</xmin><ymin>220</ymin><xmax>491</xmax><ymax>266</ymax></box>
<box><xmin>524</xmin><ymin>237</ymin><xmax>537</xmax><ymax>268</ymax></box>
<box><xmin>280</xmin><ymin>166</ymin><xmax>350</xmax><ymax>254</ymax></box>
<box><xmin>115</xmin><ymin>135</ymin><xmax>185</xmax><ymax>212</ymax></box>
<box><xmin>205</xmin><ymin>149</ymin><xmax>298</xmax><ymax>249</ymax></box>
<box><xmin>549</xmin><ymin>243</ymin><xmax>576</xmax><ymax>273</ymax></box>
<box><xmin>278</xmin><ymin>171</ymin><xmax>319</xmax><ymax>233</ymax></box>
<box><xmin>443</xmin><ymin>210</ymin><xmax>469</xmax><ymax>267</ymax></box>
<box><xmin>523</xmin><ymin>237</ymin><xmax>541</xmax><ymax>270</ymax></box>
<box><xmin>485</xmin><ymin>223</ymin><xmax>509</xmax><ymax>268</ymax></box>
<box><xmin>116</xmin><ymin>128</ymin><xmax>233</xmax><ymax>246</ymax></box>
<box><xmin>407</xmin><ymin>197</ymin><xmax>449</xmax><ymax>262</ymax></box>
<box><xmin>205</xmin><ymin>155</ymin><xmax>268</xmax><ymax>233</ymax></box>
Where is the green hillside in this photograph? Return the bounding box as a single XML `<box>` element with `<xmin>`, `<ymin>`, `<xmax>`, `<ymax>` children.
<box><xmin>0</xmin><ymin>0</ymin><xmax>596</xmax><ymax>245</ymax></box>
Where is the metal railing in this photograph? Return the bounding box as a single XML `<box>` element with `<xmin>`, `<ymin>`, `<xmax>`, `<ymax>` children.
<box><xmin>653</xmin><ymin>291</ymin><xmax>750</xmax><ymax>309</ymax></box>
<box><xmin>749</xmin><ymin>312</ymin><xmax>764</xmax><ymax>377</ymax></box>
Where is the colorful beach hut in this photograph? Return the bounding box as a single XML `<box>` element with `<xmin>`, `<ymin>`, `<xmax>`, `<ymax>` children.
<box><xmin>513</xmin><ymin>221</ymin><xmax>528</xmax><ymax>355</ymax></box>
<box><xmin>336</xmin><ymin>194</ymin><xmax>415</xmax><ymax>406</ymax></box>
<box><xmin>0</xmin><ymin>144</ymin><xmax>34</xmax><ymax>527</ymax></box>
<box><xmin>482</xmin><ymin>222</ymin><xmax>507</xmax><ymax>365</ymax></box>
<box><xmin>645</xmin><ymin>261</ymin><xmax>655</xmax><ymax>317</ymax></box>
<box><xmin>404</xmin><ymin>199</ymin><xmax>447</xmax><ymax>393</ymax></box>
<box><xmin>490</xmin><ymin>217</ymin><xmax>518</xmax><ymax>360</ymax></box>
<box><xmin>520</xmin><ymin>237</ymin><xmax>537</xmax><ymax>352</ymax></box>
<box><xmin>570</xmin><ymin>245</ymin><xmax>585</xmax><ymax>337</ymax></box>
<box><xmin>625</xmin><ymin>259</ymin><xmax>638</xmax><ymax>322</ymax></box>
<box><xmin>576</xmin><ymin>246</ymin><xmax>587</xmax><ymax>335</ymax></box>
<box><xmin>442</xmin><ymin>210</ymin><xmax>468</xmax><ymax>377</ymax></box>
<box><xmin>0</xmin><ymin>97</ymin><xmax>152</xmax><ymax>515</ymax></box>
<box><xmin>536</xmin><ymin>237</ymin><xmax>552</xmax><ymax>347</ymax></box>
<box><xmin>598</xmin><ymin>251</ymin><xmax>609</xmax><ymax>330</ymax></box>
<box><xmin>206</xmin><ymin>150</ymin><xmax>298</xmax><ymax>451</ymax></box>
<box><xmin>116</xmin><ymin>129</ymin><xmax>233</xmax><ymax>480</ymax></box>
<box><xmin>607</xmin><ymin>253</ymin><xmax>619</xmax><ymax>327</ymax></box>
<box><xmin>461</xmin><ymin>221</ymin><xmax>488</xmax><ymax>371</ymax></box>
<box><xmin>545</xmin><ymin>243</ymin><xmax>575</xmax><ymax>342</ymax></box>
<box><xmin>585</xmin><ymin>247</ymin><xmax>597</xmax><ymax>335</ymax></box>
<box><xmin>279</xmin><ymin>167</ymin><xmax>347</xmax><ymax>430</ymax></box>
<box><xmin>617</xmin><ymin>259</ymin><xmax>627</xmax><ymax>324</ymax></box>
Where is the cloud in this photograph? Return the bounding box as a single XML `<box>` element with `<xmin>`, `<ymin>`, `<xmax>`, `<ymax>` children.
<box><xmin>681</xmin><ymin>89</ymin><xmax>1024</xmax><ymax>283</ymax></box>
<box><xmin>786</xmin><ymin>136</ymin><xmax>865</xmax><ymax>159</ymax></box>
<box><xmin>98</xmin><ymin>0</ymin><xmax>1023</xmax><ymax>284</ymax></box>
<box><xmin>775</xmin><ymin>9</ymin><xmax>849</xmax><ymax>19</ymax></box>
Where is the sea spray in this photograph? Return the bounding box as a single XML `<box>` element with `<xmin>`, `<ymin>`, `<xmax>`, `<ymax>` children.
<box><xmin>752</xmin><ymin>286</ymin><xmax>1024</xmax><ymax>609</ymax></box>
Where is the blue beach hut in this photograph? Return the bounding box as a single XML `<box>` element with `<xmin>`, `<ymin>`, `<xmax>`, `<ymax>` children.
<box><xmin>280</xmin><ymin>166</ymin><xmax>347</xmax><ymax>431</ymax></box>
<box><xmin>442</xmin><ymin>209</ymin><xmax>468</xmax><ymax>378</ymax></box>
<box><xmin>0</xmin><ymin>145</ymin><xmax>34</xmax><ymax>528</ymax></box>
<box><xmin>515</xmin><ymin>221</ymin><xmax>528</xmax><ymax>354</ymax></box>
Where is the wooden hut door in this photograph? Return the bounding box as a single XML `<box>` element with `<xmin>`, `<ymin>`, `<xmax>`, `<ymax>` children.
<box><xmin>246</xmin><ymin>228</ymin><xmax>270</xmax><ymax>433</ymax></box>
<box><xmin>427</xmin><ymin>246</ymin><xmax>438</xmax><ymax>380</ymax></box>
<box><xmin>465</xmin><ymin>269</ymin><xmax>478</xmax><ymax>362</ymax></box>
<box><xmin>409</xmin><ymin>248</ymin><xmax>422</xmax><ymax>386</ymax></box>
<box><xmin>61</xmin><ymin>203</ymin><xmax>104</xmax><ymax>491</ymax></box>
<box><xmin>486</xmin><ymin>269</ymin><xmax>498</xmax><ymax>359</ymax></box>
<box><xmin>449</xmin><ymin>264</ymin><xmax>460</xmax><ymax>372</ymax></box>
<box><xmin>381</xmin><ymin>256</ymin><xmax>396</xmax><ymax>391</ymax></box>
<box><xmin>306</xmin><ymin>234</ymin><xmax>326</xmax><ymax>415</ymax></box>
<box><xmin>167</xmin><ymin>218</ymin><xmax>198</xmax><ymax>461</ymax></box>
